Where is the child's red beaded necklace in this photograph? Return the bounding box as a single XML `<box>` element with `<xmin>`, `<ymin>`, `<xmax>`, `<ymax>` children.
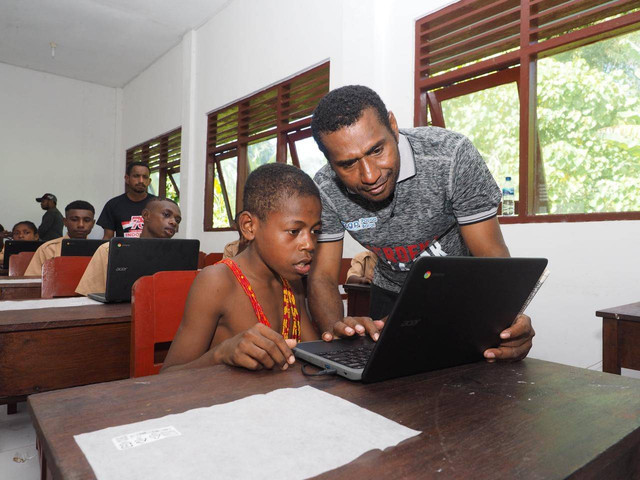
<box><xmin>218</xmin><ymin>258</ymin><xmax>301</xmax><ymax>341</ymax></box>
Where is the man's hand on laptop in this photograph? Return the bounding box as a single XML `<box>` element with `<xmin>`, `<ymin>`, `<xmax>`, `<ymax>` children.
<box><xmin>483</xmin><ymin>314</ymin><xmax>535</xmax><ymax>362</ymax></box>
<box><xmin>321</xmin><ymin>316</ymin><xmax>386</xmax><ymax>342</ymax></box>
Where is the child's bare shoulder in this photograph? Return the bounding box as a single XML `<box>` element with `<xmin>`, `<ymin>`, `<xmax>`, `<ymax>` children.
<box><xmin>187</xmin><ymin>263</ymin><xmax>241</xmax><ymax>305</ymax></box>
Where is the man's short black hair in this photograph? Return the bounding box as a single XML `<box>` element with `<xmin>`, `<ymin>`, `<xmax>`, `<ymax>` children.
<box><xmin>12</xmin><ymin>221</ymin><xmax>37</xmax><ymax>234</ymax></box>
<box><xmin>243</xmin><ymin>163</ymin><xmax>320</xmax><ymax>220</ymax></box>
<box><xmin>65</xmin><ymin>200</ymin><xmax>95</xmax><ymax>214</ymax></box>
<box><xmin>145</xmin><ymin>196</ymin><xmax>179</xmax><ymax>208</ymax></box>
<box><xmin>311</xmin><ymin>85</ymin><xmax>392</xmax><ymax>158</ymax></box>
<box><xmin>126</xmin><ymin>161</ymin><xmax>151</xmax><ymax>175</ymax></box>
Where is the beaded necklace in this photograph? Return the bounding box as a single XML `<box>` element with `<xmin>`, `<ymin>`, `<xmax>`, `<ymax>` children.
<box><xmin>219</xmin><ymin>258</ymin><xmax>301</xmax><ymax>341</ymax></box>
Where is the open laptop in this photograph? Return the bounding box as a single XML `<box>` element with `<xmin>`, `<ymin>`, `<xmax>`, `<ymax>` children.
<box><xmin>2</xmin><ymin>240</ymin><xmax>43</xmax><ymax>269</ymax></box>
<box><xmin>294</xmin><ymin>256</ymin><xmax>548</xmax><ymax>383</ymax></box>
<box><xmin>61</xmin><ymin>239</ymin><xmax>108</xmax><ymax>257</ymax></box>
<box><xmin>88</xmin><ymin>238</ymin><xmax>200</xmax><ymax>303</ymax></box>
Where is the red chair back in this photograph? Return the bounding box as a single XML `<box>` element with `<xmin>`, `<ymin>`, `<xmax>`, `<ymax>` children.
<box><xmin>9</xmin><ymin>251</ymin><xmax>36</xmax><ymax>276</ymax></box>
<box><xmin>204</xmin><ymin>252</ymin><xmax>223</xmax><ymax>267</ymax></box>
<box><xmin>198</xmin><ymin>251</ymin><xmax>206</xmax><ymax>269</ymax></box>
<box><xmin>41</xmin><ymin>256</ymin><xmax>92</xmax><ymax>298</ymax></box>
<box><xmin>130</xmin><ymin>270</ymin><xmax>199</xmax><ymax>377</ymax></box>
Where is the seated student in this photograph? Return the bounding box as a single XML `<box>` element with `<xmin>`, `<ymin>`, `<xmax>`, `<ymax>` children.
<box><xmin>346</xmin><ymin>251</ymin><xmax>378</xmax><ymax>285</ymax></box>
<box><xmin>24</xmin><ymin>200</ymin><xmax>96</xmax><ymax>277</ymax></box>
<box><xmin>11</xmin><ymin>221</ymin><xmax>39</xmax><ymax>241</ymax></box>
<box><xmin>0</xmin><ymin>223</ymin><xmax>7</xmax><ymax>265</ymax></box>
<box><xmin>222</xmin><ymin>214</ymin><xmax>249</xmax><ymax>259</ymax></box>
<box><xmin>161</xmin><ymin>163</ymin><xmax>321</xmax><ymax>373</ymax></box>
<box><xmin>75</xmin><ymin>198</ymin><xmax>181</xmax><ymax>296</ymax></box>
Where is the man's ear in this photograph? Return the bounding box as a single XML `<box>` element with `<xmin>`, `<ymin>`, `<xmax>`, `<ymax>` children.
<box><xmin>141</xmin><ymin>208</ymin><xmax>150</xmax><ymax>221</ymax></box>
<box><xmin>63</xmin><ymin>218</ymin><xmax>69</xmax><ymax>229</ymax></box>
<box><xmin>237</xmin><ymin>210</ymin><xmax>257</xmax><ymax>241</ymax></box>
<box><xmin>388</xmin><ymin>111</ymin><xmax>399</xmax><ymax>142</ymax></box>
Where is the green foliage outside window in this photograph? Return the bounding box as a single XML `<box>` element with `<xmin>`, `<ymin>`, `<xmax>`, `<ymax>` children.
<box><xmin>441</xmin><ymin>30</ymin><xmax>640</xmax><ymax>215</ymax></box>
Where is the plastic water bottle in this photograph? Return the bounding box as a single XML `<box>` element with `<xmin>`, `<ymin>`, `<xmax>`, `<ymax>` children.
<box><xmin>502</xmin><ymin>177</ymin><xmax>515</xmax><ymax>216</ymax></box>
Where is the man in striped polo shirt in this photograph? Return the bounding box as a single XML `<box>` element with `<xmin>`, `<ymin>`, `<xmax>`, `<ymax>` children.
<box><xmin>308</xmin><ymin>85</ymin><xmax>533</xmax><ymax>363</ymax></box>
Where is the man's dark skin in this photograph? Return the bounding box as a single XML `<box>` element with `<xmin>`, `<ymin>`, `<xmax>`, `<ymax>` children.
<box><xmin>307</xmin><ymin>107</ymin><xmax>535</xmax><ymax>362</ymax></box>
<box><xmin>39</xmin><ymin>197</ymin><xmax>55</xmax><ymax>212</ymax></box>
<box><xmin>102</xmin><ymin>165</ymin><xmax>152</xmax><ymax>240</ymax></box>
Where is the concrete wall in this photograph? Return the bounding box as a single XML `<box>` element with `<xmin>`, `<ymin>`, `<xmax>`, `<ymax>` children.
<box><xmin>0</xmin><ymin>62</ymin><xmax>119</xmax><ymax>238</ymax></box>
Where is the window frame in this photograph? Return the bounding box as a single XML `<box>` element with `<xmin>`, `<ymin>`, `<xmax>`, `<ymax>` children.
<box><xmin>125</xmin><ymin>127</ymin><xmax>182</xmax><ymax>202</ymax></box>
<box><xmin>204</xmin><ymin>63</ymin><xmax>329</xmax><ymax>231</ymax></box>
<box><xmin>414</xmin><ymin>0</ymin><xmax>640</xmax><ymax>223</ymax></box>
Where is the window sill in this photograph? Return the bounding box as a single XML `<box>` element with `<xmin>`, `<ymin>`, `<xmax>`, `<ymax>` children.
<box><xmin>498</xmin><ymin>212</ymin><xmax>640</xmax><ymax>224</ymax></box>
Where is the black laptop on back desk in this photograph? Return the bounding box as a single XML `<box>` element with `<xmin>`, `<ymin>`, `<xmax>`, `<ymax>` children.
<box><xmin>87</xmin><ymin>238</ymin><xmax>200</xmax><ymax>303</ymax></box>
<box><xmin>2</xmin><ymin>240</ymin><xmax>43</xmax><ymax>269</ymax></box>
<box><xmin>61</xmin><ymin>239</ymin><xmax>108</xmax><ymax>257</ymax></box>
<box><xmin>294</xmin><ymin>256</ymin><xmax>548</xmax><ymax>383</ymax></box>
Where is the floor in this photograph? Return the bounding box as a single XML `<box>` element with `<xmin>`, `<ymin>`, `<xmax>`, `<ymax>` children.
<box><xmin>0</xmin><ymin>402</ymin><xmax>40</xmax><ymax>480</ymax></box>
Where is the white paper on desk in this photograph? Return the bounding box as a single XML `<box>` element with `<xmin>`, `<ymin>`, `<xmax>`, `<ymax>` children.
<box><xmin>0</xmin><ymin>278</ymin><xmax>42</xmax><ymax>285</ymax></box>
<box><xmin>0</xmin><ymin>297</ymin><xmax>101</xmax><ymax>311</ymax></box>
<box><xmin>74</xmin><ymin>385</ymin><xmax>420</xmax><ymax>480</ymax></box>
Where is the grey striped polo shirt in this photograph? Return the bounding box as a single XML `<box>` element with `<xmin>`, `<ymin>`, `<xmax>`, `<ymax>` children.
<box><xmin>314</xmin><ymin>126</ymin><xmax>501</xmax><ymax>292</ymax></box>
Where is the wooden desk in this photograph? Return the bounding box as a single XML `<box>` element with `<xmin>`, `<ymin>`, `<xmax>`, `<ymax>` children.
<box><xmin>0</xmin><ymin>303</ymin><xmax>131</xmax><ymax>408</ymax></box>
<box><xmin>597</xmin><ymin>301</ymin><xmax>640</xmax><ymax>374</ymax></box>
<box><xmin>343</xmin><ymin>283</ymin><xmax>371</xmax><ymax>317</ymax></box>
<box><xmin>0</xmin><ymin>276</ymin><xmax>42</xmax><ymax>300</ymax></box>
<box><xmin>29</xmin><ymin>359</ymin><xmax>640</xmax><ymax>479</ymax></box>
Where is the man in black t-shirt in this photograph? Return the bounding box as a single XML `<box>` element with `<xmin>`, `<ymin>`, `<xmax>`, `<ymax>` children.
<box><xmin>97</xmin><ymin>162</ymin><xmax>156</xmax><ymax>238</ymax></box>
<box><xmin>36</xmin><ymin>193</ymin><xmax>64</xmax><ymax>241</ymax></box>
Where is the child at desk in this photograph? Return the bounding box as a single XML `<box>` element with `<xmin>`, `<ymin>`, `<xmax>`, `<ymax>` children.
<box><xmin>24</xmin><ymin>200</ymin><xmax>96</xmax><ymax>277</ymax></box>
<box><xmin>11</xmin><ymin>221</ymin><xmax>39</xmax><ymax>241</ymax></box>
<box><xmin>162</xmin><ymin>163</ymin><xmax>321</xmax><ymax>373</ymax></box>
<box><xmin>75</xmin><ymin>197</ymin><xmax>181</xmax><ymax>296</ymax></box>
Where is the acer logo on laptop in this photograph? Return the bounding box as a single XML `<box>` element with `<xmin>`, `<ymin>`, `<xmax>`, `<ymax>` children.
<box><xmin>115</xmin><ymin>267</ymin><xmax>128</xmax><ymax>272</ymax></box>
<box><xmin>400</xmin><ymin>319</ymin><xmax>420</xmax><ymax>328</ymax></box>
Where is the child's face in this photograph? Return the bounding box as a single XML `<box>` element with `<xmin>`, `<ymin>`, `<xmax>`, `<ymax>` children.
<box><xmin>64</xmin><ymin>209</ymin><xmax>95</xmax><ymax>239</ymax></box>
<box><xmin>141</xmin><ymin>201</ymin><xmax>182</xmax><ymax>238</ymax></box>
<box><xmin>254</xmin><ymin>195</ymin><xmax>322</xmax><ymax>281</ymax></box>
<box><xmin>12</xmin><ymin>224</ymin><xmax>38</xmax><ymax>241</ymax></box>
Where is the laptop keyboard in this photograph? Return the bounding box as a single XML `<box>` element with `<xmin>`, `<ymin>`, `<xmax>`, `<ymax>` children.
<box><xmin>318</xmin><ymin>344</ymin><xmax>375</xmax><ymax>369</ymax></box>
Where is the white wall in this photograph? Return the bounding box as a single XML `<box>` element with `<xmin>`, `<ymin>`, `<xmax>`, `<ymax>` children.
<box><xmin>117</xmin><ymin>0</ymin><xmax>640</xmax><ymax>373</ymax></box>
<box><xmin>0</xmin><ymin>62</ymin><xmax>119</xmax><ymax>238</ymax></box>
<box><xmin>122</xmin><ymin>43</ymin><xmax>183</xmax><ymax>151</ymax></box>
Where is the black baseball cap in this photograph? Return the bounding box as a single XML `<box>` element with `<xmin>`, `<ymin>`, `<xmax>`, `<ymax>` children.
<box><xmin>36</xmin><ymin>193</ymin><xmax>57</xmax><ymax>203</ymax></box>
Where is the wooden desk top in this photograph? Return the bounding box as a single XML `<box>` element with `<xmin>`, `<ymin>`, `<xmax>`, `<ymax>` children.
<box><xmin>0</xmin><ymin>302</ymin><xmax>131</xmax><ymax>332</ymax></box>
<box><xmin>0</xmin><ymin>275</ymin><xmax>41</xmax><ymax>283</ymax></box>
<box><xmin>596</xmin><ymin>301</ymin><xmax>640</xmax><ymax>322</ymax></box>
<box><xmin>0</xmin><ymin>276</ymin><xmax>42</xmax><ymax>300</ymax></box>
<box><xmin>29</xmin><ymin>359</ymin><xmax>640</xmax><ymax>480</ymax></box>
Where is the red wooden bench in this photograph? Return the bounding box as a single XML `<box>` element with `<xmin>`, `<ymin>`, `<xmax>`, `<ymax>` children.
<box><xmin>8</xmin><ymin>251</ymin><xmax>36</xmax><ymax>276</ymax></box>
<box><xmin>41</xmin><ymin>256</ymin><xmax>92</xmax><ymax>298</ymax></box>
<box><xmin>130</xmin><ymin>270</ymin><xmax>199</xmax><ymax>377</ymax></box>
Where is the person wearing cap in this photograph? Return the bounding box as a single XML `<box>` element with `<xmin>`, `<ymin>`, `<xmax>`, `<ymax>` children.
<box><xmin>36</xmin><ymin>193</ymin><xmax>64</xmax><ymax>242</ymax></box>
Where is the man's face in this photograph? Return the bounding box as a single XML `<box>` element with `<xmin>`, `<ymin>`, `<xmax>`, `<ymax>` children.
<box><xmin>321</xmin><ymin>108</ymin><xmax>400</xmax><ymax>202</ymax></box>
<box><xmin>12</xmin><ymin>224</ymin><xmax>38</xmax><ymax>241</ymax></box>
<box><xmin>125</xmin><ymin>166</ymin><xmax>151</xmax><ymax>194</ymax></box>
<box><xmin>141</xmin><ymin>201</ymin><xmax>181</xmax><ymax>238</ymax></box>
<box><xmin>64</xmin><ymin>209</ymin><xmax>95</xmax><ymax>239</ymax></box>
<box><xmin>40</xmin><ymin>199</ymin><xmax>52</xmax><ymax>210</ymax></box>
